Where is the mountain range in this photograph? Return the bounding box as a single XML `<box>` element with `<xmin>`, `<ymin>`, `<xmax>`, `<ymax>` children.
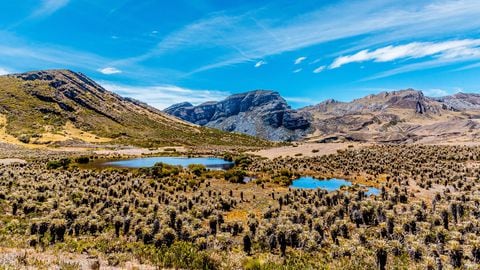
<box><xmin>0</xmin><ymin>70</ymin><xmax>269</xmax><ymax>147</ymax></box>
<box><xmin>166</xmin><ymin>89</ymin><xmax>480</xmax><ymax>143</ymax></box>
<box><xmin>164</xmin><ymin>90</ymin><xmax>310</xmax><ymax>141</ymax></box>
<box><xmin>1</xmin><ymin>69</ymin><xmax>479</xmax><ymax>146</ymax></box>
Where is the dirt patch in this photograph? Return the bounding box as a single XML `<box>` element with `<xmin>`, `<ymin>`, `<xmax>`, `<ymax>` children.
<box><xmin>94</xmin><ymin>146</ymin><xmax>187</xmax><ymax>156</ymax></box>
<box><xmin>248</xmin><ymin>142</ymin><xmax>369</xmax><ymax>159</ymax></box>
<box><xmin>0</xmin><ymin>158</ymin><xmax>27</xmax><ymax>165</ymax></box>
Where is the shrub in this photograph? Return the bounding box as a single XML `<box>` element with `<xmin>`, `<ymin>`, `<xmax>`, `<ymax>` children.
<box><xmin>141</xmin><ymin>163</ymin><xmax>181</xmax><ymax>178</ymax></box>
<box><xmin>224</xmin><ymin>169</ymin><xmax>247</xmax><ymax>184</ymax></box>
<box><xmin>46</xmin><ymin>158</ymin><xmax>71</xmax><ymax>169</ymax></box>
<box><xmin>234</xmin><ymin>156</ymin><xmax>252</xmax><ymax>168</ymax></box>
<box><xmin>188</xmin><ymin>164</ymin><xmax>206</xmax><ymax>176</ymax></box>
<box><xmin>151</xmin><ymin>241</ymin><xmax>217</xmax><ymax>269</ymax></box>
<box><xmin>74</xmin><ymin>156</ymin><xmax>90</xmax><ymax>164</ymax></box>
<box><xmin>18</xmin><ymin>134</ymin><xmax>31</xmax><ymax>144</ymax></box>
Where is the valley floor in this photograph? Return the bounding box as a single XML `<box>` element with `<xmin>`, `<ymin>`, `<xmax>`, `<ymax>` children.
<box><xmin>0</xmin><ymin>141</ymin><xmax>479</xmax><ymax>269</ymax></box>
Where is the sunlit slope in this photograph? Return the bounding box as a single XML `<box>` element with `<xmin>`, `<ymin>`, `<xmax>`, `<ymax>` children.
<box><xmin>0</xmin><ymin>70</ymin><xmax>270</xmax><ymax>147</ymax></box>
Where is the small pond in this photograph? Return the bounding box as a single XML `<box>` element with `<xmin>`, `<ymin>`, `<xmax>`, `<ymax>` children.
<box><xmin>290</xmin><ymin>176</ymin><xmax>380</xmax><ymax>195</ymax></box>
<box><xmin>100</xmin><ymin>156</ymin><xmax>234</xmax><ymax>170</ymax></box>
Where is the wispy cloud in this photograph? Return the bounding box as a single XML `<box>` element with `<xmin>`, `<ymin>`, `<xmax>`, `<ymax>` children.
<box><xmin>0</xmin><ymin>32</ymin><xmax>183</xmax><ymax>83</ymax></box>
<box><xmin>423</xmin><ymin>88</ymin><xmax>449</xmax><ymax>97</ymax></box>
<box><xmin>360</xmin><ymin>58</ymin><xmax>455</xmax><ymax>81</ymax></box>
<box><xmin>98</xmin><ymin>67</ymin><xmax>122</xmax><ymax>75</ymax></box>
<box><xmin>254</xmin><ymin>60</ymin><xmax>267</xmax><ymax>68</ymax></box>
<box><xmin>120</xmin><ymin>0</ymin><xmax>480</xmax><ymax>74</ymax></box>
<box><xmin>293</xmin><ymin>68</ymin><xmax>302</xmax><ymax>73</ymax></box>
<box><xmin>32</xmin><ymin>0</ymin><xmax>70</xmax><ymax>18</ymax></box>
<box><xmin>313</xmin><ymin>66</ymin><xmax>326</xmax><ymax>73</ymax></box>
<box><xmin>285</xmin><ymin>96</ymin><xmax>319</xmax><ymax>106</ymax></box>
<box><xmin>0</xmin><ymin>42</ymin><xmax>107</xmax><ymax>71</ymax></box>
<box><xmin>330</xmin><ymin>39</ymin><xmax>480</xmax><ymax>69</ymax></box>
<box><xmin>294</xmin><ymin>56</ymin><xmax>307</xmax><ymax>65</ymax></box>
<box><xmin>454</xmin><ymin>61</ymin><xmax>480</xmax><ymax>71</ymax></box>
<box><xmin>0</xmin><ymin>67</ymin><xmax>12</xmax><ymax>75</ymax></box>
<box><xmin>100</xmin><ymin>82</ymin><xmax>230</xmax><ymax>109</ymax></box>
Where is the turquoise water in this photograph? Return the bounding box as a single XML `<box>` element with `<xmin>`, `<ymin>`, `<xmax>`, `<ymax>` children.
<box><xmin>102</xmin><ymin>156</ymin><xmax>234</xmax><ymax>170</ymax></box>
<box><xmin>365</xmin><ymin>187</ymin><xmax>380</xmax><ymax>196</ymax></box>
<box><xmin>290</xmin><ymin>176</ymin><xmax>380</xmax><ymax>195</ymax></box>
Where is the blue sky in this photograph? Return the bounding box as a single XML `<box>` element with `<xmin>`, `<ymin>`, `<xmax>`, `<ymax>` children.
<box><xmin>1</xmin><ymin>0</ymin><xmax>480</xmax><ymax>108</ymax></box>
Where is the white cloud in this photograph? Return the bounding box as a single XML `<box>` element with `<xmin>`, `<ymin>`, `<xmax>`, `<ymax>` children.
<box><xmin>254</xmin><ymin>60</ymin><xmax>267</xmax><ymax>68</ymax></box>
<box><xmin>455</xmin><ymin>61</ymin><xmax>480</xmax><ymax>71</ymax></box>
<box><xmin>100</xmin><ymin>82</ymin><xmax>230</xmax><ymax>109</ymax></box>
<box><xmin>313</xmin><ymin>66</ymin><xmax>326</xmax><ymax>73</ymax></box>
<box><xmin>119</xmin><ymin>0</ymin><xmax>480</xmax><ymax>74</ymax></box>
<box><xmin>367</xmin><ymin>55</ymin><xmax>468</xmax><ymax>81</ymax></box>
<box><xmin>423</xmin><ymin>88</ymin><xmax>449</xmax><ymax>97</ymax></box>
<box><xmin>294</xmin><ymin>57</ymin><xmax>307</xmax><ymax>65</ymax></box>
<box><xmin>98</xmin><ymin>67</ymin><xmax>122</xmax><ymax>75</ymax></box>
<box><xmin>0</xmin><ymin>41</ymin><xmax>107</xmax><ymax>71</ymax></box>
<box><xmin>330</xmin><ymin>39</ymin><xmax>480</xmax><ymax>69</ymax></box>
<box><xmin>32</xmin><ymin>0</ymin><xmax>70</xmax><ymax>18</ymax></box>
<box><xmin>0</xmin><ymin>31</ymin><xmax>183</xmax><ymax>83</ymax></box>
<box><xmin>293</xmin><ymin>68</ymin><xmax>302</xmax><ymax>73</ymax></box>
<box><xmin>0</xmin><ymin>67</ymin><xmax>12</xmax><ymax>75</ymax></box>
<box><xmin>285</xmin><ymin>97</ymin><xmax>318</xmax><ymax>105</ymax></box>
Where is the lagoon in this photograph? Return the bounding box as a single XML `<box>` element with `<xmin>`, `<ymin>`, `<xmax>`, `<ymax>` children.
<box><xmin>290</xmin><ymin>176</ymin><xmax>380</xmax><ymax>195</ymax></box>
<box><xmin>101</xmin><ymin>156</ymin><xmax>234</xmax><ymax>170</ymax></box>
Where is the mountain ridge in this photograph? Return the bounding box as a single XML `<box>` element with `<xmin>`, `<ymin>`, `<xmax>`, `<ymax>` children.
<box><xmin>0</xmin><ymin>69</ymin><xmax>270</xmax><ymax>147</ymax></box>
<box><xmin>164</xmin><ymin>90</ymin><xmax>311</xmax><ymax>141</ymax></box>
<box><xmin>165</xmin><ymin>88</ymin><xmax>480</xmax><ymax>143</ymax></box>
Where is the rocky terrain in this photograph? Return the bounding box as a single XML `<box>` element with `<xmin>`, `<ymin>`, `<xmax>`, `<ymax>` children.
<box><xmin>301</xmin><ymin>89</ymin><xmax>480</xmax><ymax>143</ymax></box>
<box><xmin>0</xmin><ymin>70</ymin><xmax>269</xmax><ymax>148</ymax></box>
<box><xmin>166</xmin><ymin>88</ymin><xmax>480</xmax><ymax>143</ymax></box>
<box><xmin>165</xmin><ymin>90</ymin><xmax>311</xmax><ymax>141</ymax></box>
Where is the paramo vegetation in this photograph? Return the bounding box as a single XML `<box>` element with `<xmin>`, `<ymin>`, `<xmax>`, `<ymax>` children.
<box><xmin>0</xmin><ymin>145</ymin><xmax>479</xmax><ymax>269</ymax></box>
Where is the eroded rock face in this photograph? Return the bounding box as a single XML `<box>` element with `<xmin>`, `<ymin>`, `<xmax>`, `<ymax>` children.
<box><xmin>433</xmin><ymin>93</ymin><xmax>480</xmax><ymax>110</ymax></box>
<box><xmin>164</xmin><ymin>90</ymin><xmax>311</xmax><ymax>141</ymax></box>
<box><xmin>165</xmin><ymin>88</ymin><xmax>480</xmax><ymax>143</ymax></box>
<box><xmin>300</xmin><ymin>89</ymin><xmax>480</xmax><ymax>143</ymax></box>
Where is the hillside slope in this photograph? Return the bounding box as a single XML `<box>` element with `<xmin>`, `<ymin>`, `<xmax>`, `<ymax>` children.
<box><xmin>301</xmin><ymin>89</ymin><xmax>480</xmax><ymax>143</ymax></box>
<box><xmin>0</xmin><ymin>70</ymin><xmax>269</xmax><ymax>147</ymax></box>
<box><xmin>164</xmin><ymin>90</ymin><xmax>310</xmax><ymax>141</ymax></box>
<box><xmin>165</xmin><ymin>88</ymin><xmax>480</xmax><ymax>143</ymax></box>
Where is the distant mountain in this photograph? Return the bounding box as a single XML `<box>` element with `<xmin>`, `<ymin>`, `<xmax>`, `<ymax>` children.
<box><xmin>301</xmin><ymin>89</ymin><xmax>480</xmax><ymax>143</ymax></box>
<box><xmin>0</xmin><ymin>70</ymin><xmax>269</xmax><ymax>147</ymax></box>
<box><xmin>433</xmin><ymin>92</ymin><xmax>480</xmax><ymax>110</ymax></box>
<box><xmin>164</xmin><ymin>90</ymin><xmax>310</xmax><ymax>141</ymax></box>
<box><xmin>165</xmin><ymin>88</ymin><xmax>480</xmax><ymax>143</ymax></box>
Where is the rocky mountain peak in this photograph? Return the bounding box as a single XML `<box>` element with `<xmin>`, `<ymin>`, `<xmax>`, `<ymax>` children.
<box><xmin>165</xmin><ymin>102</ymin><xmax>194</xmax><ymax>111</ymax></box>
<box><xmin>164</xmin><ymin>90</ymin><xmax>310</xmax><ymax>141</ymax></box>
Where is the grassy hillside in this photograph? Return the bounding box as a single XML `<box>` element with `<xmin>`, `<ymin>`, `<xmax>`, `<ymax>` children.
<box><xmin>0</xmin><ymin>70</ymin><xmax>271</xmax><ymax>148</ymax></box>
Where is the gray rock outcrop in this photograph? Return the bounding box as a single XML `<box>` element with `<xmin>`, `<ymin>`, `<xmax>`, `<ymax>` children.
<box><xmin>164</xmin><ymin>90</ymin><xmax>310</xmax><ymax>141</ymax></box>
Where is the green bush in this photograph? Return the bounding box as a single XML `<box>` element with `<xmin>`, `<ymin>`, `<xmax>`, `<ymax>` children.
<box><xmin>188</xmin><ymin>164</ymin><xmax>206</xmax><ymax>176</ymax></box>
<box><xmin>224</xmin><ymin>169</ymin><xmax>247</xmax><ymax>183</ymax></box>
<box><xmin>234</xmin><ymin>155</ymin><xmax>252</xmax><ymax>168</ymax></box>
<box><xmin>140</xmin><ymin>162</ymin><xmax>181</xmax><ymax>178</ymax></box>
<box><xmin>74</xmin><ymin>156</ymin><xmax>90</xmax><ymax>164</ymax></box>
<box><xmin>46</xmin><ymin>158</ymin><xmax>71</xmax><ymax>169</ymax></box>
<box><xmin>18</xmin><ymin>134</ymin><xmax>31</xmax><ymax>144</ymax></box>
<box><xmin>144</xmin><ymin>242</ymin><xmax>217</xmax><ymax>269</ymax></box>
